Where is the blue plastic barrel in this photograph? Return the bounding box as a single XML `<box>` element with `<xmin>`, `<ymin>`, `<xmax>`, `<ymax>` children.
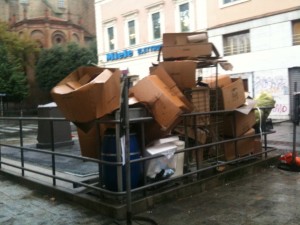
<box><xmin>101</xmin><ymin>130</ymin><xmax>142</xmax><ymax>191</ymax></box>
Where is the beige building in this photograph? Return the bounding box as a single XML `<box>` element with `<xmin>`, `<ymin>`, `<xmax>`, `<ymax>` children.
<box><xmin>95</xmin><ymin>0</ymin><xmax>300</xmax><ymax>120</ymax></box>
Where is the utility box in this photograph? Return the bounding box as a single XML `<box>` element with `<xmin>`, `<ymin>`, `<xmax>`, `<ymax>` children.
<box><xmin>36</xmin><ymin>102</ymin><xmax>74</xmax><ymax>148</ymax></box>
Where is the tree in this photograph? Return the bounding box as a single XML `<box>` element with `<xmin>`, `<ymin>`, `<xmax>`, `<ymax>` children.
<box><xmin>0</xmin><ymin>22</ymin><xmax>38</xmax><ymax>102</ymax></box>
<box><xmin>35</xmin><ymin>42</ymin><xmax>98</xmax><ymax>91</ymax></box>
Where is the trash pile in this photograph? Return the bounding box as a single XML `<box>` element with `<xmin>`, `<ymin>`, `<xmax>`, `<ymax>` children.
<box><xmin>51</xmin><ymin>32</ymin><xmax>275</xmax><ymax>188</ymax></box>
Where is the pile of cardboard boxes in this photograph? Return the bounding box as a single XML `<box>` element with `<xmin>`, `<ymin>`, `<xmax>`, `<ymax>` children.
<box><xmin>51</xmin><ymin>32</ymin><xmax>262</xmax><ymax>171</ymax></box>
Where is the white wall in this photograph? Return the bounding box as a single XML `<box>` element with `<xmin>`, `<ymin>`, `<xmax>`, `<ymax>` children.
<box><xmin>207</xmin><ymin>10</ymin><xmax>300</xmax><ymax>120</ymax></box>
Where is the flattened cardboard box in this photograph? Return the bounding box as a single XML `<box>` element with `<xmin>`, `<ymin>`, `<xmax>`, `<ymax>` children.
<box><xmin>51</xmin><ymin>66</ymin><xmax>121</xmax><ymax>123</ymax></box>
<box><xmin>223</xmin><ymin>128</ymin><xmax>256</xmax><ymax>161</ymax></box>
<box><xmin>129</xmin><ymin>75</ymin><xmax>189</xmax><ymax>131</ymax></box>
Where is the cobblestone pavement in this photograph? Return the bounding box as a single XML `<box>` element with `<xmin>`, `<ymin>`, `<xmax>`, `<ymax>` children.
<box><xmin>0</xmin><ymin>121</ymin><xmax>299</xmax><ymax>225</ymax></box>
<box><xmin>0</xmin><ymin>174</ymin><xmax>112</xmax><ymax>225</ymax></box>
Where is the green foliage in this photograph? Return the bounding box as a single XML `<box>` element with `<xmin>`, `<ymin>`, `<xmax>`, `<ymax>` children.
<box><xmin>0</xmin><ymin>44</ymin><xmax>29</xmax><ymax>101</ymax></box>
<box><xmin>35</xmin><ymin>42</ymin><xmax>98</xmax><ymax>91</ymax></box>
<box><xmin>0</xmin><ymin>21</ymin><xmax>38</xmax><ymax>102</ymax></box>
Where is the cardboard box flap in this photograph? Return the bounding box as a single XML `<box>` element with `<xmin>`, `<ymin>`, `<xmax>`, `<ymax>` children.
<box><xmin>130</xmin><ymin>75</ymin><xmax>187</xmax><ymax>110</ymax></box>
<box><xmin>66</xmin><ymin>81</ymin><xmax>81</xmax><ymax>90</ymax></box>
<box><xmin>51</xmin><ymin>66</ymin><xmax>121</xmax><ymax>123</ymax></box>
<box><xmin>150</xmin><ymin>64</ymin><xmax>194</xmax><ymax>111</ymax></box>
<box><xmin>234</xmin><ymin>99</ymin><xmax>257</xmax><ymax>115</ymax></box>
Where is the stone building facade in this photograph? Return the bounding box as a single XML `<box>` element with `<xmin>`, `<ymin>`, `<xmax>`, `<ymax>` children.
<box><xmin>0</xmin><ymin>0</ymin><xmax>96</xmax><ymax>108</ymax></box>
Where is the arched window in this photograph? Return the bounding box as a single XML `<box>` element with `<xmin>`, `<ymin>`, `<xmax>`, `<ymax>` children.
<box><xmin>72</xmin><ymin>33</ymin><xmax>80</xmax><ymax>43</ymax></box>
<box><xmin>52</xmin><ymin>31</ymin><xmax>66</xmax><ymax>45</ymax></box>
<box><xmin>31</xmin><ymin>30</ymin><xmax>45</xmax><ymax>48</ymax></box>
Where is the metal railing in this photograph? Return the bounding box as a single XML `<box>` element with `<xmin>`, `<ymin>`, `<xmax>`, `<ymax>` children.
<box><xmin>0</xmin><ymin>107</ymin><xmax>277</xmax><ymax>219</ymax></box>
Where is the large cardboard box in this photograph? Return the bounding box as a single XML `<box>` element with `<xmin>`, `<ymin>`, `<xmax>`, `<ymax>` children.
<box><xmin>156</xmin><ymin>61</ymin><xmax>197</xmax><ymax>91</ymax></box>
<box><xmin>202</xmin><ymin>74</ymin><xmax>232</xmax><ymax>88</ymax></box>
<box><xmin>223</xmin><ymin>110</ymin><xmax>256</xmax><ymax>137</ymax></box>
<box><xmin>210</xmin><ymin>78</ymin><xmax>246</xmax><ymax>110</ymax></box>
<box><xmin>51</xmin><ymin>66</ymin><xmax>121</xmax><ymax>123</ymax></box>
<box><xmin>163</xmin><ymin>32</ymin><xmax>208</xmax><ymax>46</ymax></box>
<box><xmin>149</xmin><ymin>65</ymin><xmax>193</xmax><ymax>111</ymax></box>
<box><xmin>162</xmin><ymin>43</ymin><xmax>213</xmax><ymax>60</ymax></box>
<box><xmin>129</xmin><ymin>75</ymin><xmax>189</xmax><ymax>131</ymax></box>
<box><xmin>223</xmin><ymin>128</ymin><xmax>256</xmax><ymax>161</ymax></box>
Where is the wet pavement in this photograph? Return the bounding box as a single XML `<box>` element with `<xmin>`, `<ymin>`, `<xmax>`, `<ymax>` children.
<box><xmin>0</xmin><ymin>121</ymin><xmax>300</xmax><ymax>225</ymax></box>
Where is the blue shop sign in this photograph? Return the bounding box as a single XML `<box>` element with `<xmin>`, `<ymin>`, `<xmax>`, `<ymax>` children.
<box><xmin>106</xmin><ymin>44</ymin><xmax>162</xmax><ymax>61</ymax></box>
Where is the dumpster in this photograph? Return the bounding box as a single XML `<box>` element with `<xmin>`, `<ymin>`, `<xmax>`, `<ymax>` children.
<box><xmin>36</xmin><ymin>102</ymin><xmax>74</xmax><ymax>148</ymax></box>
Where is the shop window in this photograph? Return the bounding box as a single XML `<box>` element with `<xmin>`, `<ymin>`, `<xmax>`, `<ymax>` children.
<box><xmin>292</xmin><ymin>20</ymin><xmax>300</xmax><ymax>45</ymax></box>
<box><xmin>223</xmin><ymin>31</ymin><xmax>250</xmax><ymax>56</ymax></box>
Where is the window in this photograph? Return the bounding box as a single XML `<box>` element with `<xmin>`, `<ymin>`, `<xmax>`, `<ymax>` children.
<box><xmin>223</xmin><ymin>31</ymin><xmax>250</xmax><ymax>56</ymax></box>
<box><xmin>146</xmin><ymin>1</ymin><xmax>164</xmax><ymax>41</ymax></box>
<box><xmin>128</xmin><ymin>20</ymin><xmax>136</xmax><ymax>45</ymax></box>
<box><xmin>52</xmin><ymin>31</ymin><xmax>66</xmax><ymax>45</ymax></box>
<box><xmin>292</xmin><ymin>20</ymin><xmax>300</xmax><ymax>45</ymax></box>
<box><xmin>122</xmin><ymin>10</ymin><xmax>139</xmax><ymax>46</ymax></box>
<box><xmin>107</xmin><ymin>27</ymin><xmax>115</xmax><ymax>51</ymax></box>
<box><xmin>57</xmin><ymin>0</ymin><xmax>65</xmax><ymax>8</ymax></box>
<box><xmin>179</xmin><ymin>2</ymin><xmax>190</xmax><ymax>32</ymax></box>
<box><xmin>151</xmin><ymin>12</ymin><xmax>161</xmax><ymax>39</ymax></box>
<box><xmin>220</xmin><ymin>0</ymin><xmax>250</xmax><ymax>7</ymax></box>
<box><xmin>223</xmin><ymin>0</ymin><xmax>238</xmax><ymax>3</ymax></box>
<box><xmin>20</xmin><ymin>0</ymin><xmax>29</xmax><ymax>4</ymax></box>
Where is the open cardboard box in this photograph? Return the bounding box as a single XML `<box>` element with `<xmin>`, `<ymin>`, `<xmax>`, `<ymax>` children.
<box><xmin>51</xmin><ymin>66</ymin><xmax>121</xmax><ymax>123</ymax></box>
<box><xmin>149</xmin><ymin>65</ymin><xmax>194</xmax><ymax>111</ymax></box>
<box><xmin>129</xmin><ymin>75</ymin><xmax>191</xmax><ymax>131</ymax></box>
<box><xmin>210</xmin><ymin>78</ymin><xmax>246</xmax><ymax>110</ymax></box>
<box><xmin>154</xmin><ymin>61</ymin><xmax>197</xmax><ymax>91</ymax></box>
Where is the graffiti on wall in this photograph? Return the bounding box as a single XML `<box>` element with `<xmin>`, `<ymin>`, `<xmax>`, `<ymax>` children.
<box><xmin>254</xmin><ymin>76</ymin><xmax>288</xmax><ymax>96</ymax></box>
<box><xmin>254</xmin><ymin>72</ymin><xmax>289</xmax><ymax>116</ymax></box>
